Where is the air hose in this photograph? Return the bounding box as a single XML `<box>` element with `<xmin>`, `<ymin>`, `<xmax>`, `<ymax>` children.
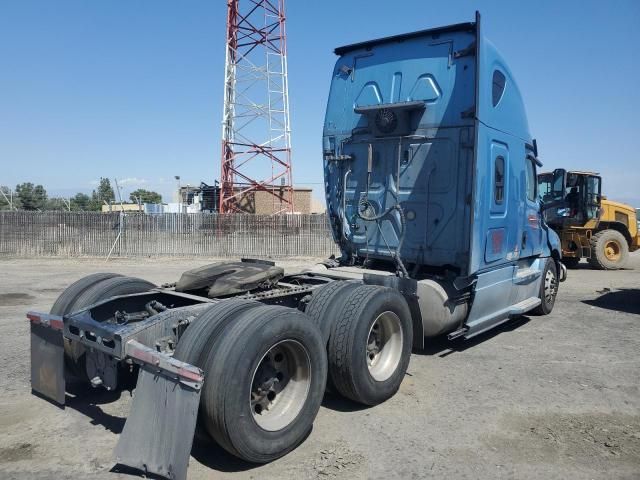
<box><xmin>356</xmin><ymin>197</ymin><xmax>409</xmax><ymax>278</ymax></box>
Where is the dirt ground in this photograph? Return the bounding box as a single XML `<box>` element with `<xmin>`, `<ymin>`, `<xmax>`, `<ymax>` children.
<box><xmin>0</xmin><ymin>255</ymin><xmax>639</xmax><ymax>480</ymax></box>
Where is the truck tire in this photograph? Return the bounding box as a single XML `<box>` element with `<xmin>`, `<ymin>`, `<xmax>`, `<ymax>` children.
<box><xmin>328</xmin><ymin>285</ymin><xmax>412</xmax><ymax>406</ymax></box>
<box><xmin>562</xmin><ymin>257</ymin><xmax>580</xmax><ymax>269</ymax></box>
<box><xmin>173</xmin><ymin>299</ymin><xmax>261</xmax><ymax>368</ymax></box>
<box><xmin>588</xmin><ymin>229</ymin><xmax>629</xmax><ymax>270</ymax></box>
<box><xmin>50</xmin><ymin>272</ymin><xmax>122</xmax><ymax>317</ymax></box>
<box><xmin>173</xmin><ymin>299</ymin><xmax>262</xmax><ymax>442</ymax></box>
<box><xmin>71</xmin><ymin>276</ymin><xmax>157</xmax><ymax>311</ymax></box>
<box><xmin>304</xmin><ymin>280</ymin><xmax>360</xmax><ymax>343</ymax></box>
<box><xmin>50</xmin><ymin>273</ymin><xmax>122</xmax><ymax>379</ymax></box>
<box><xmin>532</xmin><ymin>258</ymin><xmax>558</xmax><ymax>315</ymax></box>
<box><xmin>64</xmin><ymin>276</ymin><xmax>157</xmax><ymax>379</ymax></box>
<box><xmin>201</xmin><ymin>305</ymin><xmax>327</xmax><ymax>463</ymax></box>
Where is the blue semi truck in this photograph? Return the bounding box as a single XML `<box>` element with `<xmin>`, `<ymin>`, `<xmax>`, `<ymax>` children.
<box><xmin>28</xmin><ymin>13</ymin><xmax>565</xmax><ymax>480</ymax></box>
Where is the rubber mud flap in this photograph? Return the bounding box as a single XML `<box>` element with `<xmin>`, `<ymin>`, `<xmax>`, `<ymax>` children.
<box><xmin>114</xmin><ymin>365</ymin><xmax>201</xmax><ymax>480</ymax></box>
<box><xmin>30</xmin><ymin>322</ymin><xmax>65</xmax><ymax>406</ymax></box>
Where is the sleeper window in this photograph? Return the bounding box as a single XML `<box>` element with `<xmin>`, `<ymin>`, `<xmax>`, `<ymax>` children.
<box><xmin>494</xmin><ymin>156</ymin><xmax>505</xmax><ymax>204</ymax></box>
<box><xmin>492</xmin><ymin>70</ymin><xmax>506</xmax><ymax>107</ymax></box>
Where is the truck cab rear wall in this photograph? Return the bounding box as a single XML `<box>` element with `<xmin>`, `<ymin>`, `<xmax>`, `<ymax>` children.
<box><xmin>323</xmin><ymin>14</ymin><xmax>557</xmax><ymax>276</ymax></box>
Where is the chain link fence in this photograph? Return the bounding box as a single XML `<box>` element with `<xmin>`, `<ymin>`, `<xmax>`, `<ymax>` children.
<box><xmin>0</xmin><ymin>211</ymin><xmax>338</xmax><ymax>258</ymax></box>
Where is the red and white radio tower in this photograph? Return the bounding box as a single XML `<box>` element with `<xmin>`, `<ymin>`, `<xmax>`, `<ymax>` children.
<box><xmin>220</xmin><ymin>0</ymin><xmax>294</xmax><ymax>214</ymax></box>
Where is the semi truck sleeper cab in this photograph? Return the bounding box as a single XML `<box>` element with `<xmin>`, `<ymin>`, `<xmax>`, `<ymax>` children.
<box><xmin>28</xmin><ymin>13</ymin><xmax>564</xmax><ymax>480</ymax></box>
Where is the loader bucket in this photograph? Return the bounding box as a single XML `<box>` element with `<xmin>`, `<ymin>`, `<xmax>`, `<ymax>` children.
<box><xmin>28</xmin><ymin>312</ymin><xmax>65</xmax><ymax>406</ymax></box>
<box><xmin>114</xmin><ymin>340</ymin><xmax>203</xmax><ymax>480</ymax></box>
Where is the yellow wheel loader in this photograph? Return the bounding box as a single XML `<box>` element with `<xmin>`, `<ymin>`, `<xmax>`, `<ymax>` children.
<box><xmin>538</xmin><ymin>169</ymin><xmax>640</xmax><ymax>269</ymax></box>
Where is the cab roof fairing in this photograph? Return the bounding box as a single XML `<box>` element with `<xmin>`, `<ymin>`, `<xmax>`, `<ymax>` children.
<box><xmin>333</xmin><ymin>22</ymin><xmax>476</xmax><ymax>56</ymax></box>
<box><xmin>327</xmin><ymin>16</ymin><xmax>533</xmax><ymax>146</ymax></box>
<box><xmin>477</xmin><ymin>37</ymin><xmax>532</xmax><ymax>144</ymax></box>
<box><xmin>323</xmin><ymin>25</ymin><xmax>477</xmax><ymax>139</ymax></box>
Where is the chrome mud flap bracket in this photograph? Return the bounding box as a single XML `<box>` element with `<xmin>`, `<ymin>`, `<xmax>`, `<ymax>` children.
<box><xmin>114</xmin><ymin>340</ymin><xmax>203</xmax><ymax>480</ymax></box>
<box><xmin>28</xmin><ymin>312</ymin><xmax>65</xmax><ymax>406</ymax></box>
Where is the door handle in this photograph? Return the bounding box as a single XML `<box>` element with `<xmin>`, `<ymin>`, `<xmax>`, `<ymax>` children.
<box><xmin>522</xmin><ymin>232</ymin><xmax>527</xmax><ymax>250</ymax></box>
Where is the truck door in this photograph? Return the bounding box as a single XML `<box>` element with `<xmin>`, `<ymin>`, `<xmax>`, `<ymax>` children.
<box><xmin>522</xmin><ymin>149</ymin><xmax>543</xmax><ymax>257</ymax></box>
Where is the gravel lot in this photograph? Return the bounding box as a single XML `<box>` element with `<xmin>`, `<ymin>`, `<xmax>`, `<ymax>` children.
<box><xmin>1</xmin><ymin>255</ymin><xmax>639</xmax><ymax>479</ymax></box>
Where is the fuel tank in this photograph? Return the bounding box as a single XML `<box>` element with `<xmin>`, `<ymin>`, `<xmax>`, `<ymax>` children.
<box><xmin>416</xmin><ymin>279</ymin><xmax>468</xmax><ymax>337</ymax></box>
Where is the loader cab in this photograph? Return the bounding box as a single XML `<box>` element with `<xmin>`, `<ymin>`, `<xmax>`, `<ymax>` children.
<box><xmin>538</xmin><ymin>169</ymin><xmax>602</xmax><ymax>227</ymax></box>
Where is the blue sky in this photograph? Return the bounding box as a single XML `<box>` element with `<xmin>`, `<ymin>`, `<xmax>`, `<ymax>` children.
<box><xmin>0</xmin><ymin>0</ymin><xmax>639</xmax><ymax>206</ymax></box>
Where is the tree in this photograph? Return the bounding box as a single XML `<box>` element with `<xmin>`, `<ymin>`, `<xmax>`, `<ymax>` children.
<box><xmin>15</xmin><ymin>182</ymin><xmax>47</xmax><ymax>210</ymax></box>
<box><xmin>70</xmin><ymin>193</ymin><xmax>91</xmax><ymax>211</ymax></box>
<box><xmin>89</xmin><ymin>177</ymin><xmax>115</xmax><ymax>211</ymax></box>
<box><xmin>45</xmin><ymin>197</ymin><xmax>70</xmax><ymax>211</ymax></box>
<box><xmin>129</xmin><ymin>189</ymin><xmax>162</xmax><ymax>204</ymax></box>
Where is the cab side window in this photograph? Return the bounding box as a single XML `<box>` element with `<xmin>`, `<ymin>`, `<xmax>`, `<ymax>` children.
<box><xmin>525</xmin><ymin>157</ymin><xmax>536</xmax><ymax>202</ymax></box>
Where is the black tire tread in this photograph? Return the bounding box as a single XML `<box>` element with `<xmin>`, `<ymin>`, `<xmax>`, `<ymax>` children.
<box><xmin>50</xmin><ymin>272</ymin><xmax>122</xmax><ymax>315</ymax></box>
<box><xmin>532</xmin><ymin>258</ymin><xmax>558</xmax><ymax>315</ymax></box>
<box><xmin>202</xmin><ymin>305</ymin><xmax>326</xmax><ymax>462</ymax></box>
<box><xmin>173</xmin><ymin>300</ymin><xmax>261</xmax><ymax>444</ymax></box>
<box><xmin>62</xmin><ymin>275</ymin><xmax>156</xmax><ymax>379</ymax></box>
<box><xmin>203</xmin><ymin>305</ymin><xmax>291</xmax><ymax>457</ymax></box>
<box><xmin>173</xmin><ymin>299</ymin><xmax>261</xmax><ymax>367</ymax></box>
<box><xmin>71</xmin><ymin>276</ymin><xmax>156</xmax><ymax>311</ymax></box>
<box><xmin>304</xmin><ymin>281</ymin><xmax>359</xmax><ymax>343</ymax></box>
<box><xmin>328</xmin><ymin>285</ymin><xmax>380</xmax><ymax>402</ymax></box>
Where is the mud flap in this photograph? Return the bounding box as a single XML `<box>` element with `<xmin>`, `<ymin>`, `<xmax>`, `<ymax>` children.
<box><xmin>114</xmin><ymin>340</ymin><xmax>203</xmax><ymax>480</ymax></box>
<box><xmin>28</xmin><ymin>312</ymin><xmax>65</xmax><ymax>406</ymax></box>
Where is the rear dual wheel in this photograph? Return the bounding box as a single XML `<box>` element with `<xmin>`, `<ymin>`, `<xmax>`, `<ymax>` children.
<box><xmin>50</xmin><ymin>273</ymin><xmax>156</xmax><ymax>379</ymax></box>
<box><xmin>327</xmin><ymin>285</ymin><xmax>413</xmax><ymax>405</ymax></box>
<box><xmin>304</xmin><ymin>280</ymin><xmax>360</xmax><ymax>343</ymax></box>
<box><xmin>177</xmin><ymin>302</ymin><xmax>327</xmax><ymax>463</ymax></box>
<box><xmin>306</xmin><ymin>282</ymin><xmax>413</xmax><ymax>406</ymax></box>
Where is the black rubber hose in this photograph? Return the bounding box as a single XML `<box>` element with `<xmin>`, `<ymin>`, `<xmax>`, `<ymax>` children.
<box><xmin>356</xmin><ymin>198</ymin><xmax>409</xmax><ymax>278</ymax></box>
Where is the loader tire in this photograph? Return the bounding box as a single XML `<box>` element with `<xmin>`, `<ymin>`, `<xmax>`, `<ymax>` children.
<box><xmin>304</xmin><ymin>280</ymin><xmax>360</xmax><ymax>344</ymax></box>
<box><xmin>531</xmin><ymin>257</ymin><xmax>558</xmax><ymax>315</ymax></box>
<box><xmin>202</xmin><ymin>305</ymin><xmax>327</xmax><ymax>463</ymax></box>
<box><xmin>328</xmin><ymin>285</ymin><xmax>412</xmax><ymax>406</ymax></box>
<box><xmin>588</xmin><ymin>229</ymin><xmax>629</xmax><ymax>270</ymax></box>
<box><xmin>50</xmin><ymin>273</ymin><xmax>122</xmax><ymax>379</ymax></box>
<box><xmin>64</xmin><ymin>276</ymin><xmax>156</xmax><ymax>379</ymax></box>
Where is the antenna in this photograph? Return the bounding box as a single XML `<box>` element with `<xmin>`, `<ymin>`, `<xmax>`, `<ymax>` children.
<box><xmin>220</xmin><ymin>0</ymin><xmax>294</xmax><ymax>214</ymax></box>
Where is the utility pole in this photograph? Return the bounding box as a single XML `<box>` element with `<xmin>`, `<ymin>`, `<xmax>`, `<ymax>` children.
<box><xmin>175</xmin><ymin>175</ymin><xmax>181</xmax><ymax>213</ymax></box>
<box><xmin>0</xmin><ymin>186</ymin><xmax>15</xmax><ymax>210</ymax></box>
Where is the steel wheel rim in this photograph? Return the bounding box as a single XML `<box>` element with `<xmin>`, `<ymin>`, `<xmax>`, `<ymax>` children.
<box><xmin>604</xmin><ymin>240</ymin><xmax>621</xmax><ymax>261</ymax></box>
<box><xmin>366</xmin><ymin>311</ymin><xmax>403</xmax><ymax>382</ymax></box>
<box><xmin>250</xmin><ymin>339</ymin><xmax>311</xmax><ymax>432</ymax></box>
<box><xmin>543</xmin><ymin>268</ymin><xmax>557</xmax><ymax>304</ymax></box>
